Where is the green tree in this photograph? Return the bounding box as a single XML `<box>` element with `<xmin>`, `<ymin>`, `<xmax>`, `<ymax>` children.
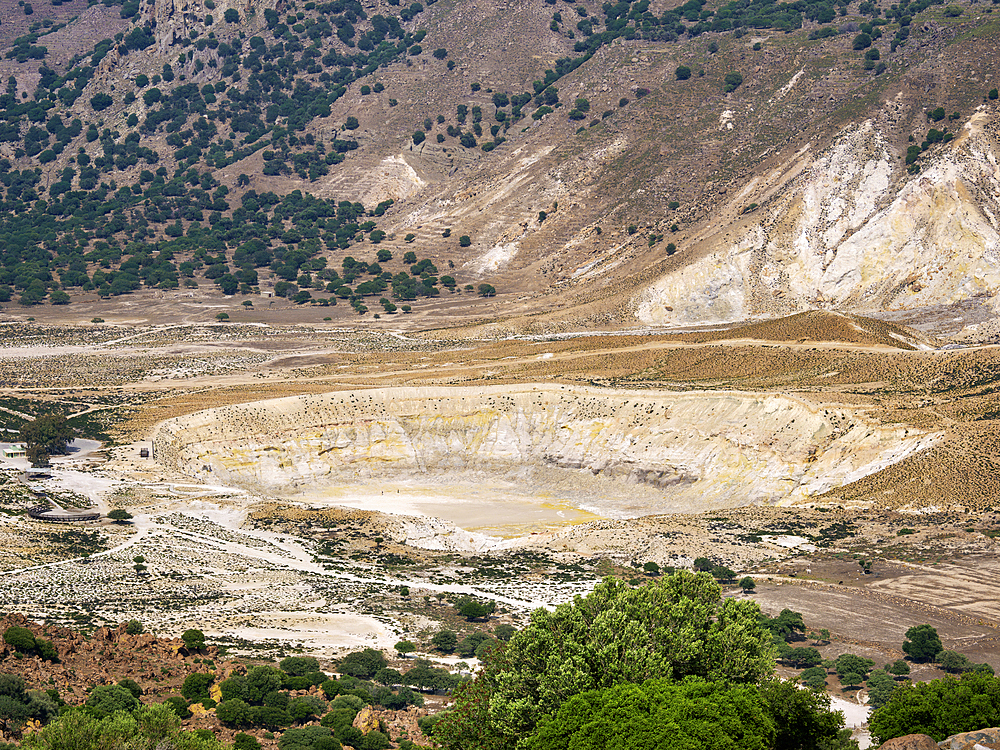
<box><xmin>338</xmin><ymin>648</ymin><xmax>387</xmax><ymax>679</ymax></box>
<box><xmin>870</xmin><ymin>672</ymin><xmax>1000</xmax><ymax>743</ymax></box>
<box><xmin>457</xmin><ymin>600</ymin><xmax>490</xmax><ymax>621</ymax></box>
<box><xmin>224</xmin><ymin>7</ymin><xmax>239</xmax><ymax>22</ymax></box>
<box><xmin>457</xmin><ymin>632</ymin><xmax>492</xmax><ymax>659</ymax></box>
<box><xmin>800</xmin><ymin>666</ymin><xmax>827</xmax><ymax>690</ymax></box>
<box><xmin>395</xmin><ymin>640</ymin><xmax>417</xmax><ymax>657</ymax></box>
<box><xmin>432</xmin><ymin>629</ymin><xmax>458</xmax><ymax>653</ymax></box>
<box><xmin>889</xmin><ymin>659</ymin><xmax>910</xmax><ymax>678</ymax></box>
<box><xmin>762</xmin><ymin>609</ymin><xmax>806</xmax><ymax>640</ymax></box>
<box><xmin>84</xmin><ymin>684</ymin><xmax>140</xmax><ymax>719</ymax></box>
<box><xmin>216</xmin><ymin>698</ymin><xmax>253</xmax><ymax>726</ymax></box>
<box><xmin>693</xmin><ymin>557</ymin><xmax>713</xmax><ymax>572</ymax></box>
<box><xmin>758</xmin><ymin>678</ymin><xmax>848</xmax><ymax>750</ymax></box>
<box><xmin>936</xmin><ymin>650</ymin><xmax>972</xmax><ymax>674</ymax></box>
<box><xmin>643</xmin><ymin>561</ymin><xmax>660</xmax><ymax>576</ymax></box>
<box><xmin>21</xmin><ymin>702</ymin><xmax>227</xmax><ymax>750</ymax></box>
<box><xmin>739</xmin><ymin>576</ymin><xmax>756</xmax><ymax>593</ymax></box>
<box><xmin>90</xmin><ymin>93</ymin><xmax>113</xmax><ymax>111</ymax></box>
<box><xmin>181</xmin><ymin>672</ymin><xmax>215</xmax><ymax>702</ymax></box>
<box><xmin>181</xmin><ymin>628</ymin><xmax>205</xmax><ymax>652</ymax></box>
<box><xmin>523</xmin><ymin>678</ymin><xmax>775</xmax><ymax>750</ymax></box>
<box><xmin>867</xmin><ymin>669</ymin><xmax>898</xmax><ymax>709</ymax></box>
<box><xmin>20</xmin><ymin>414</ymin><xmax>76</xmax><ymax>463</ymax></box>
<box><xmin>494</xmin><ymin>624</ymin><xmax>516</xmax><ymax>642</ymax></box>
<box><xmin>723</xmin><ymin>73</ymin><xmax>744</xmax><ymax>93</ymax></box>
<box><xmin>835</xmin><ymin>653</ymin><xmax>874</xmax><ymax>682</ymax></box>
<box><xmin>280</xmin><ymin>656</ymin><xmax>320</xmax><ymax>676</ymax></box>
<box><xmin>434</xmin><ymin>573</ymin><xmax>773</xmax><ymax>750</ymax></box>
<box><xmin>676</xmin><ymin>65</ymin><xmax>691</xmax><ymax>80</ymax></box>
<box><xmin>108</xmin><ymin>509</ymin><xmax>133</xmax><ymax>523</ymax></box>
<box><xmin>3</xmin><ymin>627</ymin><xmax>35</xmax><ymax>653</ymax></box>
<box><xmin>903</xmin><ymin>624</ymin><xmax>942</xmax><ymax>662</ymax></box>
<box><xmin>459</xmin><ymin>235</ymin><xmax>471</xmax><ymax>247</ymax></box>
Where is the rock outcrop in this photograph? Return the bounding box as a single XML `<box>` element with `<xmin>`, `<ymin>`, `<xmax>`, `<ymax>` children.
<box><xmin>154</xmin><ymin>385</ymin><xmax>937</xmax><ymax>514</ymax></box>
<box><xmin>638</xmin><ymin>111</ymin><xmax>1000</xmax><ymax>326</ymax></box>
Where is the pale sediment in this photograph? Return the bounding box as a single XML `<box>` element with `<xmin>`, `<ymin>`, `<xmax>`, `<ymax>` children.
<box><xmin>153</xmin><ymin>384</ymin><xmax>938</xmax><ymax>517</ymax></box>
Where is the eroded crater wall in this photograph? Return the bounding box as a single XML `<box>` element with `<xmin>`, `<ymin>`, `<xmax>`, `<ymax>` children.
<box><xmin>153</xmin><ymin>385</ymin><xmax>937</xmax><ymax>511</ymax></box>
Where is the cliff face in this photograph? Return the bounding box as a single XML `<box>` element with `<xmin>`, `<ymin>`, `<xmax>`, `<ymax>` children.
<box><xmin>154</xmin><ymin>385</ymin><xmax>937</xmax><ymax>514</ymax></box>
<box><xmin>637</xmin><ymin>111</ymin><xmax>1000</xmax><ymax>326</ymax></box>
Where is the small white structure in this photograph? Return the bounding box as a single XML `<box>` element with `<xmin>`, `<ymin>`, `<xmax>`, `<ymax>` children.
<box><xmin>3</xmin><ymin>444</ymin><xmax>26</xmax><ymax>459</ymax></box>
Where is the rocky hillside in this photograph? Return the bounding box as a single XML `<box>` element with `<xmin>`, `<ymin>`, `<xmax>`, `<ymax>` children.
<box><xmin>0</xmin><ymin>0</ymin><xmax>997</xmax><ymax>334</ymax></box>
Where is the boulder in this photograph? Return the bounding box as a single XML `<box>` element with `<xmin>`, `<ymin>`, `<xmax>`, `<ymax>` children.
<box><xmin>879</xmin><ymin>736</ymin><xmax>939</xmax><ymax>750</ymax></box>
<box><xmin>939</xmin><ymin>728</ymin><xmax>1000</xmax><ymax>749</ymax></box>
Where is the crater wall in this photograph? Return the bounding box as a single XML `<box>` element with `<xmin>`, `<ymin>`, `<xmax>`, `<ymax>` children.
<box><xmin>153</xmin><ymin>385</ymin><xmax>937</xmax><ymax>512</ymax></box>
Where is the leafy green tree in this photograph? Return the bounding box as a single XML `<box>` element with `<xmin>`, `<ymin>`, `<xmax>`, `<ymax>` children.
<box><xmin>712</xmin><ymin>565</ymin><xmax>736</xmax><ymax>582</ymax></box>
<box><xmin>936</xmin><ymin>650</ymin><xmax>972</xmax><ymax>673</ymax></box>
<box><xmin>762</xmin><ymin>609</ymin><xmax>806</xmax><ymax>641</ymax></box>
<box><xmin>216</xmin><ymin>698</ymin><xmax>253</xmax><ymax>726</ymax></box>
<box><xmin>90</xmin><ymin>93</ymin><xmax>113</xmax><ymax>111</ymax></box>
<box><xmin>3</xmin><ymin>627</ymin><xmax>35</xmax><ymax>653</ymax></box>
<box><xmin>117</xmin><ymin>679</ymin><xmax>142</xmax><ymax>698</ymax></box>
<box><xmin>739</xmin><ymin>576</ymin><xmax>756</xmax><ymax>593</ymax></box>
<box><xmin>457</xmin><ymin>599</ymin><xmax>490</xmax><ymax>621</ymax></box>
<box><xmin>163</xmin><ymin>696</ymin><xmax>192</xmax><ymax>719</ymax></box>
<box><xmin>434</xmin><ymin>573</ymin><xmax>774</xmax><ymax>750</ymax></box>
<box><xmin>693</xmin><ymin>557</ymin><xmax>713</xmax><ymax>572</ymax></box>
<box><xmin>835</xmin><ymin>653</ymin><xmax>874</xmax><ymax>682</ymax></box>
<box><xmin>280</xmin><ymin>725</ymin><xmax>339</xmax><ymax>750</ymax></box>
<box><xmin>21</xmin><ymin>702</ymin><xmax>227</xmax><ymax>750</ymax></box>
<box><xmin>870</xmin><ymin>672</ymin><xmax>1000</xmax><ymax>743</ymax></box>
<box><xmin>643</xmin><ymin>561</ymin><xmax>660</xmax><ymax>576</ymax></box>
<box><xmin>395</xmin><ymin>640</ymin><xmax>417</xmax><ymax>657</ymax></box>
<box><xmin>288</xmin><ymin>696</ymin><xmax>328</xmax><ymax>724</ymax></box>
<box><xmin>457</xmin><ymin>632</ymin><xmax>492</xmax><ymax>659</ymax></box>
<box><xmin>84</xmin><ymin>684</ymin><xmax>140</xmax><ymax>719</ymax></box>
<box><xmin>280</xmin><ymin>656</ymin><xmax>320</xmax><ymax>676</ymax></box>
<box><xmin>800</xmin><ymin>666</ymin><xmax>827</xmax><ymax>690</ymax></box>
<box><xmin>0</xmin><ymin>674</ymin><xmax>30</xmax><ymax>736</ymax></box>
<box><xmin>523</xmin><ymin>678</ymin><xmax>775</xmax><ymax>750</ymax></box>
<box><xmin>459</xmin><ymin>235</ymin><xmax>471</xmax><ymax>247</ymax></box>
<box><xmin>338</xmin><ymin>648</ymin><xmax>387</xmax><ymax>679</ymax></box>
<box><xmin>181</xmin><ymin>672</ymin><xmax>215</xmax><ymax>702</ymax></box>
<box><xmin>867</xmin><ymin>669</ymin><xmax>898</xmax><ymax>709</ymax></box>
<box><xmin>889</xmin><ymin>659</ymin><xmax>910</xmax><ymax>678</ymax></box>
<box><xmin>375</xmin><ymin>668</ymin><xmax>402</xmax><ymax>686</ymax></box>
<box><xmin>903</xmin><ymin>624</ymin><xmax>942</xmax><ymax>662</ymax></box>
<box><xmin>234</xmin><ymin>734</ymin><xmax>262</xmax><ymax>750</ymax></box>
<box><xmin>412</xmin><ymin>131</ymin><xmax>425</xmax><ymax>145</ymax></box>
<box><xmin>20</xmin><ymin>414</ymin><xmax>76</xmax><ymax>462</ymax></box>
<box><xmin>494</xmin><ymin>624</ymin><xmax>516</xmax><ymax>642</ymax></box>
<box><xmin>723</xmin><ymin>72</ymin><xmax>744</xmax><ymax>93</ymax></box>
<box><xmin>783</xmin><ymin>647</ymin><xmax>822</xmax><ymax>668</ymax></box>
<box><xmin>181</xmin><ymin>628</ymin><xmax>205</xmax><ymax>652</ymax></box>
<box><xmin>224</xmin><ymin>7</ymin><xmax>239</xmax><ymax>22</ymax></box>
<box><xmin>432</xmin><ymin>629</ymin><xmax>458</xmax><ymax>653</ymax></box>
<box><xmin>676</xmin><ymin>65</ymin><xmax>691</xmax><ymax>80</ymax></box>
<box><xmin>758</xmin><ymin>679</ymin><xmax>848</xmax><ymax>750</ymax></box>
<box><xmin>108</xmin><ymin>509</ymin><xmax>133</xmax><ymax>523</ymax></box>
